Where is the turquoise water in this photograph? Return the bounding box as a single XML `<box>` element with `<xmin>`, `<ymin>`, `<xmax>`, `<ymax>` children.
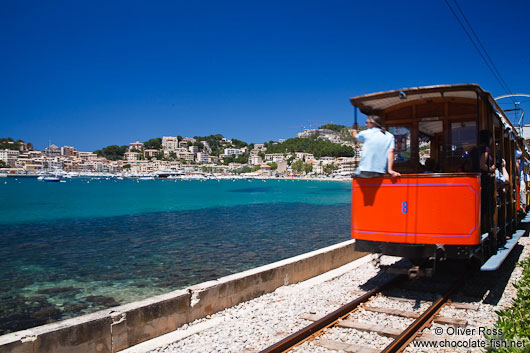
<box><xmin>0</xmin><ymin>178</ymin><xmax>351</xmax><ymax>334</ymax></box>
<box><xmin>0</xmin><ymin>178</ymin><xmax>350</xmax><ymax>224</ymax></box>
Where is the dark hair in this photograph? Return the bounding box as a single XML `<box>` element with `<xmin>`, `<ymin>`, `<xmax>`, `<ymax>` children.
<box><xmin>368</xmin><ymin>115</ymin><xmax>387</xmax><ymax>133</ymax></box>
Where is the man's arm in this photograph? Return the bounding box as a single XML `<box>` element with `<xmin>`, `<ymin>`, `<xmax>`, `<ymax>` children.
<box><xmin>387</xmin><ymin>148</ymin><xmax>400</xmax><ymax>177</ymax></box>
<box><xmin>351</xmin><ymin>123</ymin><xmax>359</xmax><ymax>140</ymax></box>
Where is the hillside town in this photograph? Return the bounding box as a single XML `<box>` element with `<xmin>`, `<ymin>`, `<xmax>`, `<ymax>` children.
<box><xmin>0</xmin><ymin>126</ymin><xmax>363</xmax><ymax>178</ymax></box>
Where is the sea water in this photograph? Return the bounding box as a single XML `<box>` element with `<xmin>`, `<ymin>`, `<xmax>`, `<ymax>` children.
<box><xmin>0</xmin><ymin>178</ymin><xmax>351</xmax><ymax>334</ymax></box>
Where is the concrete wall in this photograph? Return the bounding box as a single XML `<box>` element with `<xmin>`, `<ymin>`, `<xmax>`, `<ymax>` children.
<box><xmin>0</xmin><ymin>240</ymin><xmax>364</xmax><ymax>353</ymax></box>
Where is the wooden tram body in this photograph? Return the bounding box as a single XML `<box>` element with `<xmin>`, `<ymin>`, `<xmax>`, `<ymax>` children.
<box><xmin>350</xmin><ymin>84</ymin><xmax>529</xmax><ymax>265</ymax></box>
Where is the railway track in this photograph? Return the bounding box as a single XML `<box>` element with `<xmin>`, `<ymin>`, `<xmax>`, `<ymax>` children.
<box><xmin>259</xmin><ymin>268</ymin><xmax>472</xmax><ymax>353</ymax></box>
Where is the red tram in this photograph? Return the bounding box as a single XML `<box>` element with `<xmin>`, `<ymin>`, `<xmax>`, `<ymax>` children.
<box><xmin>350</xmin><ymin>84</ymin><xmax>529</xmax><ymax>271</ymax></box>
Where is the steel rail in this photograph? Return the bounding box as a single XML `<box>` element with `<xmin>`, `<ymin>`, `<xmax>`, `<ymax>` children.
<box><xmin>381</xmin><ymin>270</ymin><xmax>471</xmax><ymax>353</ymax></box>
<box><xmin>258</xmin><ymin>275</ymin><xmax>404</xmax><ymax>353</ymax></box>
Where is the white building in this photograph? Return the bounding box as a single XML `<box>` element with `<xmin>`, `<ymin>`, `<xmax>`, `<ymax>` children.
<box><xmin>336</xmin><ymin>157</ymin><xmax>356</xmax><ymax>175</ymax></box>
<box><xmin>0</xmin><ymin>149</ymin><xmax>19</xmax><ymax>167</ymax></box>
<box><xmin>224</xmin><ymin>148</ymin><xmax>244</xmax><ymax>157</ymax></box>
<box><xmin>264</xmin><ymin>153</ymin><xmax>285</xmax><ymax>162</ymax></box>
<box><xmin>178</xmin><ymin>151</ymin><xmax>195</xmax><ymax>161</ymax></box>
<box><xmin>208</xmin><ymin>156</ymin><xmax>219</xmax><ymax>164</ymax></box>
<box><xmin>297</xmin><ymin>129</ymin><xmax>316</xmax><ymax>138</ymax></box>
<box><xmin>189</xmin><ymin>145</ymin><xmax>199</xmax><ymax>154</ymax></box>
<box><xmin>44</xmin><ymin>144</ymin><xmax>61</xmax><ymax>157</ymax></box>
<box><xmin>196</xmin><ymin>152</ymin><xmax>209</xmax><ymax>163</ymax></box>
<box><xmin>124</xmin><ymin>152</ymin><xmax>140</xmax><ymax>161</ymax></box>
<box><xmin>162</xmin><ymin>136</ymin><xmax>178</xmax><ymax>151</ymax></box>
<box><xmin>248</xmin><ymin>155</ymin><xmax>263</xmax><ymax>166</ymax></box>
<box><xmin>129</xmin><ymin>141</ymin><xmax>144</xmax><ymax>151</ymax></box>
<box><xmin>78</xmin><ymin>152</ymin><xmax>98</xmax><ymax>161</ymax></box>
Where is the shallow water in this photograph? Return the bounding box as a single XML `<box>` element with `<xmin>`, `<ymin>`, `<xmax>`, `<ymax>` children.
<box><xmin>0</xmin><ymin>179</ymin><xmax>351</xmax><ymax>334</ymax></box>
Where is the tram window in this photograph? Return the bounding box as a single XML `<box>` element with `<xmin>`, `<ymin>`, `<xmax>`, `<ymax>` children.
<box><xmin>448</xmin><ymin>121</ymin><xmax>477</xmax><ymax>172</ymax></box>
<box><xmin>388</xmin><ymin>126</ymin><xmax>411</xmax><ymax>163</ymax></box>
<box><xmin>419</xmin><ymin>121</ymin><xmax>443</xmax><ymax>169</ymax></box>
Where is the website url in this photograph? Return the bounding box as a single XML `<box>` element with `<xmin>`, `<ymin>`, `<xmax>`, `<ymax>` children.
<box><xmin>412</xmin><ymin>338</ymin><xmax>526</xmax><ymax>349</ymax></box>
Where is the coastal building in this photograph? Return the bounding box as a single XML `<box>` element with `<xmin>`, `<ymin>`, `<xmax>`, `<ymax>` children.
<box><xmin>297</xmin><ymin>129</ymin><xmax>316</xmax><ymax>138</ymax></box>
<box><xmin>44</xmin><ymin>144</ymin><xmax>61</xmax><ymax>157</ymax></box>
<box><xmin>78</xmin><ymin>152</ymin><xmax>98</xmax><ymax>161</ymax></box>
<box><xmin>295</xmin><ymin>152</ymin><xmax>314</xmax><ymax>161</ymax></box>
<box><xmin>320</xmin><ymin>156</ymin><xmax>336</xmax><ymax>163</ymax></box>
<box><xmin>61</xmin><ymin>146</ymin><xmax>78</xmax><ymax>158</ymax></box>
<box><xmin>178</xmin><ymin>140</ymin><xmax>189</xmax><ymax>148</ymax></box>
<box><xmin>189</xmin><ymin>145</ymin><xmax>199</xmax><ymax>154</ymax></box>
<box><xmin>276</xmin><ymin>160</ymin><xmax>288</xmax><ymax>174</ymax></box>
<box><xmin>179</xmin><ymin>151</ymin><xmax>195</xmax><ymax>162</ymax></box>
<box><xmin>144</xmin><ymin>149</ymin><xmax>159</xmax><ymax>159</ymax></box>
<box><xmin>248</xmin><ymin>155</ymin><xmax>263</xmax><ymax>166</ymax></box>
<box><xmin>196</xmin><ymin>152</ymin><xmax>209</xmax><ymax>163</ymax></box>
<box><xmin>0</xmin><ymin>149</ymin><xmax>20</xmax><ymax>167</ymax></box>
<box><xmin>162</xmin><ymin>136</ymin><xmax>179</xmax><ymax>151</ymax></box>
<box><xmin>224</xmin><ymin>148</ymin><xmax>244</xmax><ymax>157</ymax></box>
<box><xmin>253</xmin><ymin>143</ymin><xmax>266</xmax><ymax>153</ymax></box>
<box><xmin>336</xmin><ymin>157</ymin><xmax>356</xmax><ymax>176</ymax></box>
<box><xmin>129</xmin><ymin>141</ymin><xmax>144</xmax><ymax>151</ymax></box>
<box><xmin>317</xmin><ymin>129</ymin><xmax>341</xmax><ymax>143</ymax></box>
<box><xmin>259</xmin><ymin>163</ymin><xmax>272</xmax><ymax>176</ymax></box>
<box><xmin>208</xmin><ymin>156</ymin><xmax>219</xmax><ymax>164</ymax></box>
<box><xmin>264</xmin><ymin>153</ymin><xmax>285</xmax><ymax>162</ymax></box>
<box><xmin>125</xmin><ymin>152</ymin><xmax>140</xmax><ymax>161</ymax></box>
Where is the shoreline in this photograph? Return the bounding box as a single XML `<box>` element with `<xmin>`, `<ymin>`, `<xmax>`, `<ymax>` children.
<box><xmin>2</xmin><ymin>173</ymin><xmax>353</xmax><ymax>182</ymax></box>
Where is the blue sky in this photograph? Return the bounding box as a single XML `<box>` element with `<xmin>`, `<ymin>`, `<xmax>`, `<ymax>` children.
<box><xmin>2</xmin><ymin>0</ymin><xmax>529</xmax><ymax>151</ymax></box>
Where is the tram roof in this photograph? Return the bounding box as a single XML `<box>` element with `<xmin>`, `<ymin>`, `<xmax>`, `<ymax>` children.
<box><xmin>349</xmin><ymin>83</ymin><xmax>485</xmax><ymax>114</ymax></box>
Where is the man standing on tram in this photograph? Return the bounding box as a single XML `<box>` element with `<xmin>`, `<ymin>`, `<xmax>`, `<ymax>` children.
<box><xmin>351</xmin><ymin>115</ymin><xmax>401</xmax><ymax>178</ymax></box>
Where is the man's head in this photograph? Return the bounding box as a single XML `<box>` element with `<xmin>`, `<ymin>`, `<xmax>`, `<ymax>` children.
<box><xmin>367</xmin><ymin>115</ymin><xmax>382</xmax><ymax>128</ymax></box>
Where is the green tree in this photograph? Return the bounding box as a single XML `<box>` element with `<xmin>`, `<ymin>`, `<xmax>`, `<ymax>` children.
<box><xmin>231</xmin><ymin>138</ymin><xmax>248</xmax><ymax>148</ymax></box>
<box><xmin>94</xmin><ymin>145</ymin><xmax>127</xmax><ymax>160</ymax></box>
<box><xmin>123</xmin><ymin>164</ymin><xmax>131</xmax><ymax>170</ymax></box>
<box><xmin>265</xmin><ymin>137</ymin><xmax>354</xmax><ymax>158</ymax></box>
<box><xmin>235</xmin><ymin>166</ymin><xmax>252</xmax><ymax>174</ymax></box>
<box><xmin>0</xmin><ymin>137</ymin><xmax>31</xmax><ymax>151</ymax></box>
<box><xmin>292</xmin><ymin>160</ymin><xmax>304</xmax><ymax>174</ymax></box>
<box><xmin>195</xmin><ymin>134</ymin><xmax>225</xmax><ymax>156</ymax></box>
<box><xmin>323</xmin><ymin>163</ymin><xmax>338</xmax><ymax>175</ymax></box>
<box><xmin>268</xmin><ymin>162</ymin><xmax>278</xmax><ymax>170</ymax></box>
<box><xmin>0</xmin><ymin>161</ymin><xmax>7</xmax><ymax>168</ymax></box>
<box><xmin>143</xmin><ymin>138</ymin><xmax>162</xmax><ymax>150</ymax></box>
<box><xmin>303</xmin><ymin>163</ymin><xmax>313</xmax><ymax>174</ymax></box>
